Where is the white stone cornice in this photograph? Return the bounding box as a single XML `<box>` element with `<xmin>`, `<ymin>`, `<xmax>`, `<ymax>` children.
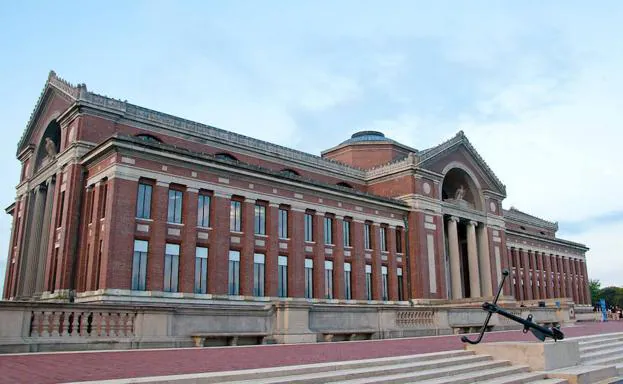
<box><xmin>506</xmin><ymin>241</ymin><xmax>585</xmax><ymax>261</ymax></box>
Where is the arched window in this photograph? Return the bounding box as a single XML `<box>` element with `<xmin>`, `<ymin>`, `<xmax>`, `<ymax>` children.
<box><xmin>337</xmin><ymin>182</ymin><xmax>353</xmax><ymax>189</ymax></box>
<box><xmin>281</xmin><ymin>169</ymin><xmax>300</xmax><ymax>177</ymax></box>
<box><xmin>215</xmin><ymin>153</ymin><xmax>238</xmax><ymax>162</ymax></box>
<box><xmin>135</xmin><ymin>134</ymin><xmax>163</xmax><ymax>144</ymax></box>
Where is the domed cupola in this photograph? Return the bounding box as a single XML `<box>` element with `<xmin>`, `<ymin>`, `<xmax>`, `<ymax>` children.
<box><xmin>321</xmin><ymin>131</ymin><xmax>417</xmax><ymax>169</ymax></box>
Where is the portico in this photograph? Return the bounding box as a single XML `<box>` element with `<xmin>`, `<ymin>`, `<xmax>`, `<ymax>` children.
<box><xmin>440</xmin><ymin>166</ymin><xmax>498</xmax><ymax>300</ymax></box>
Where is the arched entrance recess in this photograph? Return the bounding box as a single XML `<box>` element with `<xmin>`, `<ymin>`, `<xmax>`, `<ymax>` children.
<box><xmin>440</xmin><ymin>164</ymin><xmax>492</xmax><ymax>300</ymax></box>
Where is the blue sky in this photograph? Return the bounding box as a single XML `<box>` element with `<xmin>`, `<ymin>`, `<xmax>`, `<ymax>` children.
<box><xmin>0</xmin><ymin>1</ymin><xmax>621</xmax><ymax>295</ymax></box>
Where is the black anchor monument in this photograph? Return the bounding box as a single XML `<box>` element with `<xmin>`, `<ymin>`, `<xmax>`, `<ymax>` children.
<box><xmin>461</xmin><ymin>269</ymin><xmax>565</xmax><ymax>345</ymax></box>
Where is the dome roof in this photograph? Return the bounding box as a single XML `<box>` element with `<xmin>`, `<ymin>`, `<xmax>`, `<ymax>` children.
<box><xmin>340</xmin><ymin>131</ymin><xmax>392</xmax><ymax>145</ymax></box>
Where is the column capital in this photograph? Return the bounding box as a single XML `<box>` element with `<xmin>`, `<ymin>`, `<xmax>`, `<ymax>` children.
<box><xmin>449</xmin><ymin>216</ymin><xmax>459</xmax><ymax>223</ymax></box>
<box><xmin>468</xmin><ymin>220</ymin><xmax>478</xmax><ymax>227</ymax></box>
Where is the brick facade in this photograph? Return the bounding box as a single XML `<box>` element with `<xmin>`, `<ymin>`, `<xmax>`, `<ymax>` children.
<box><xmin>3</xmin><ymin>72</ymin><xmax>591</xmax><ymax>308</ymax></box>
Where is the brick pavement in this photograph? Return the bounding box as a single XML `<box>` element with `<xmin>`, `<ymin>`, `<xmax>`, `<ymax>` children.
<box><xmin>0</xmin><ymin>321</ymin><xmax>621</xmax><ymax>384</ymax></box>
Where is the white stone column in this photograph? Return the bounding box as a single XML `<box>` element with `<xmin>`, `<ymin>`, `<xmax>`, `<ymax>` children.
<box><xmin>447</xmin><ymin>216</ymin><xmax>462</xmax><ymax>299</ymax></box>
<box><xmin>35</xmin><ymin>176</ymin><xmax>56</xmax><ymax>295</ymax></box>
<box><xmin>467</xmin><ymin>221</ymin><xmax>481</xmax><ymax>298</ymax></box>
<box><xmin>477</xmin><ymin>223</ymin><xmax>492</xmax><ymax>297</ymax></box>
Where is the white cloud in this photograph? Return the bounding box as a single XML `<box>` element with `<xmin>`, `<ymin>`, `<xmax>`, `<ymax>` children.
<box><xmin>461</xmin><ymin>59</ymin><xmax>623</xmax><ymax>222</ymax></box>
<box><xmin>561</xmin><ymin>221</ymin><xmax>623</xmax><ymax>287</ymax></box>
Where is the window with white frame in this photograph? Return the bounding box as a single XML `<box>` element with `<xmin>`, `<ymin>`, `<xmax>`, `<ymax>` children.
<box><xmin>197</xmin><ymin>194</ymin><xmax>210</xmax><ymax>227</ymax></box>
<box><xmin>278</xmin><ymin>209</ymin><xmax>288</xmax><ymax>239</ymax></box>
<box><xmin>254</xmin><ymin>205</ymin><xmax>266</xmax><ymax>235</ymax></box>
<box><xmin>304</xmin><ymin>259</ymin><xmax>313</xmax><ymax>298</ymax></box>
<box><xmin>397</xmin><ymin>267</ymin><xmax>404</xmax><ymax>301</ymax></box>
<box><xmin>365</xmin><ymin>264</ymin><xmax>372</xmax><ymax>300</ymax></box>
<box><xmin>325</xmin><ymin>260</ymin><xmax>333</xmax><ymax>299</ymax></box>
<box><xmin>324</xmin><ymin>216</ymin><xmax>333</xmax><ymax>245</ymax></box>
<box><xmin>381</xmin><ymin>265</ymin><xmax>388</xmax><ymax>300</ymax></box>
<box><xmin>304</xmin><ymin>213</ymin><xmax>313</xmax><ymax>241</ymax></box>
<box><xmin>167</xmin><ymin>189</ymin><xmax>183</xmax><ymax>223</ymax></box>
<box><xmin>132</xmin><ymin>240</ymin><xmax>148</xmax><ymax>291</ymax></box>
<box><xmin>364</xmin><ymin>223</ymin><xmax>372</xmax><ymax>249</ymax></box>
<box><xmin>342</xmin><ymin>220</ymin><xmax>351</xmax><ymax>247</ymax></box>
<box><xmin>380</xmin><ymin>226</ymin><xmax>387</xmax><ymax>252</ymax></box>
<box><xmin>253</xmin><ymin>253</ymin><xmax>265</xmax><ymax>296</ymax></box>
<box><xmin>163</xmin><ymin>243</ymin><xmax>180</xmax><ymax>292</ymax></box>
<box><xmin>194</xmin><ymin>247</ymin><xmax>208</xmax><ymax>294</ymax></box>
<box><xmin>228</xmin><ymin>250</ymin><xmax>240</xmax><ymax>295</ymax></box>
<box><xmin>278</xmin><ymin>255</ymin><xmax>288</xmax><ymax>297</ymax></box>
<box><xmin>136</xmin><ymin>183</ymin><xmax>152</xmax><ymax>219</ymax></box>
<box><xmin>344</xmin><ymin>262</ymin><xmax>352</xmax><ymax>300</ymax></box>
<box><xmin>230</xmin><ymin>201</ymin><xmax>242</xmax><ymax>232</ymax></box>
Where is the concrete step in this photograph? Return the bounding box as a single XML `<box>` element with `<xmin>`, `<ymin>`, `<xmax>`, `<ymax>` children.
<box><xmin>314</xmin><ymin>360</ymin><xmax>517</xmax><ymax>384</ymax></box>
<box><xmin>393</xmin><ymin>364</ymin><xmax>531</xmax><ymax>384</ymax></box>
<box><xmin>574</xmin><ymin>333</ymin><xmax>623</xmax><ymax>348</ymax></box>
<box><xmin>227</xmin><ymin>355</ymin><xmax>500</xmax><ymax>383</ymax></box>
<box><xmin>547</xmin><ymin>365</ymin><xmax>619</xmax><ymax>384</ymax></box>
<box><xmin>583</xmin><ymin>354</ymin><xmax>623</xmax><ymax>367</ymax></box>
<box><xmin>449</xmin><ymin>370</ymin><xmax>557</xmax><ymax>384</ymax></box>
<box><xmin>94</xmin><ymin>350</ymin><xmax>476</xmax><ymax>384</ymax></box>
<box><xmin>581</xmin><ymin>346</ymin><xmax>623</xmax><ymax>363</ymax></box>
<box><xmin>524</xmin><ymin>380</ymin><xmax>569</xmax><ymax>384</ymax></box>
<box><xmin>580</xmin><ymin>342</ymin><xmax>623</xmax><ymax>354</ymax></box>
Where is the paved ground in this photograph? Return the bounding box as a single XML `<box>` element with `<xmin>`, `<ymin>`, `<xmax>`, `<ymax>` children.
<box><xmin>0</xmin><ymin>321</ymin><xmax>621</xmax><ymax>384</ymax></box>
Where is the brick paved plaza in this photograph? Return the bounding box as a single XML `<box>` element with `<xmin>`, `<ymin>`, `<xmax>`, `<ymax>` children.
<box><xmin>0</xmin><ymin>321</ymin><xmax>621</xmax><ymax>384</ymax></box>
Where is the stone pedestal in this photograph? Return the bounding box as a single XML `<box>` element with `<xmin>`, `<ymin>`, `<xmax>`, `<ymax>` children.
<box><xmin>466</xmin><ymin>340</ymin><xmax>580</xmax><ymax>371</ymax></box>
<box><xmin>272</xmin><ymin>302</ymin><xmax>316</xmax><ymax>344</ymax></box>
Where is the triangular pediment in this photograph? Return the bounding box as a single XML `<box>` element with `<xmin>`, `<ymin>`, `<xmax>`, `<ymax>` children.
<box><xmin>417</xmin><ymin>131</ymin><xmax>507</xmax><ymax>196</ymax></box>
<box><xmin>17</xmin><ymin>71</ymin><xmax>80</xmax><ymax>157</ymax></box>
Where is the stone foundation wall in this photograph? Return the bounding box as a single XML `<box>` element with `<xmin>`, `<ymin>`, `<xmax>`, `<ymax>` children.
<box><xmin>0</xmin><ymin>298</ymin><xmax>576</xmax><ymax>354</ymax></box>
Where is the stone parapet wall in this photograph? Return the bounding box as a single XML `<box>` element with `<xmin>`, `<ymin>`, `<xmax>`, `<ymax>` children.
<box><xmin>0</xmin><ymin>299</ymin><xmax>578</xmax><ymax>354</ymax></box>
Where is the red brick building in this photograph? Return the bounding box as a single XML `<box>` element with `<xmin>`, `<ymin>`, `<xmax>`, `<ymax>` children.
<box><xmin>2</xmin><ymin>72</ymin><xmax>591</xmax><ymax>307</ymax></box>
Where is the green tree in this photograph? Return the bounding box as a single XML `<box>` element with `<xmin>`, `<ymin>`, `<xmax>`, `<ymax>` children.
<box><xmin>589</xmin><ymin>279</ymin><xmax>601</xmax><ymax>305</ymax></box>
<box><xmin>598</xmin><ymin>286</ymin><xmax>623</xmax><ymax>308</ymax></box>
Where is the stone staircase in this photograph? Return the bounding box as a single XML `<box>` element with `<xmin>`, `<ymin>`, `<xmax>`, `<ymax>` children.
<box><xmin>96</xmin><ymin>350</ymin><xmax>567</xmax><ymax>383</ymax></box>
<box><xmin>575</xmin><ymin>332</ymin><xmax>623</xmax><ymax>375</ymax></box>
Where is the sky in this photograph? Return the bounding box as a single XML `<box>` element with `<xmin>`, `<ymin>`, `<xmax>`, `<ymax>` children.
<box><xmin>0</xmin><ymin>1</ymin><xmax>621</xmax><ymax>296</ymax></box>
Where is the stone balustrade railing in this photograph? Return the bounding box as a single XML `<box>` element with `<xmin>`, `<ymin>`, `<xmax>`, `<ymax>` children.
<box><xmin>29</xmin><ymin>310</ymin><xmax>135</xmax><ymax>338</ymax></box>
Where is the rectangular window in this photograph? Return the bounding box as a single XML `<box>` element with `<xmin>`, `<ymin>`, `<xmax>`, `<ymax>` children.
<box><xmin>278</xmin><ymin>256</ymin><xmax>288</xmax><ymax>297</ymax></box>
<box><xmin>194</xmin><ymin>247</ymin><xmax>208</xmax><ymax>294</ymax></box>
<box><xmin>396</xmin><ymin>230</ymin><xmax>403</xmax><ymax>253</ymax></box>
<box><xmin>197</xmin><ymin>194</ymin><xmax>210</xmax><ymax>227</ymax></box>
<box><xmin>325</xmin><ymin>260</ymin><xmax>333</xmax><ymax>299</ymax></box>
<box><xmin>88</xmin><ymin>188</ymin><xmax>94</xmax><ymax>224</ymax></box>
<box><xmin>304</xmin><ymin>213</ymin><xmax>313</xmax><ymax>242</ymax></box>
<box><xmin>57</xmin><ymin>191</ymin><xmax>65</xmax><ymax>227</ymax></box>
<box><xmin>136</xmin><ymin>183</ymin><xmax>152</xmax><ymax>219</ymax></box>
<box><xmin>230</xmin><ymin>201</ymin><xmax>242</xmax><ymax>232</ymax></box>
<box><xmin>101</xmin><ymin>182</ymin><xmax>108</xmax><ymax>218</ymax></box>
<box><xmin>365</xmin><ymin>264</ymin><xmax>372</xmax><ymax>300</ymax></box>
<box><xmin>381</xmin><ymin>265</ymin><xmax>388</xmax><ymax>301</ymax></box>
<box><xmin>304</xmin><ymin>259</ymin><xmax>313</xmax><ymax>299</ymax></box>
<box><xmin>397</xmin><ymin>267</ymin><xmax>404</xmax><ymax>301</ymax></box>
<box><xmin>163</xmin><ymin>243</ymin><xmax>180</xmax><ymax>292</ymax></box>
<box><xmin>364</xmin><ymin>223</ymin><xmax>371</xmax><ymax>250</ymax></box>
<box><xmin>167</xmin><ymin>189</ymin><xmax>183</xmax><ymax>223</ymax></box>
<box><xmin>253</xmin><ymin>253</ymin><xmax>265</xmax><ymax>296</ymax></box>
<box><xmin>324</xmin><ymin>216</ymin><xmax>333</xmax><ymax>245</ymax></box>
<box><xmin>254</xmin><ymin>205</ymin><xmax>266</xmax><ymax>235</ymax></box>
<box><xmin>228</xmin><ymin>250</ymin><xmax>240</xmax><ymax>295</ymax></box>
<box><xmin>342</xmin><ymin>220</ymin><xmax>351</xmax><ymax>247</ymax></box>
<box><xmin>132</xmin><ymin>240</ymin><xmax>148</xmax><ymax>291</ymax></box>
<box><xmin>380</xmin><ymin>227</ymin><xmax>387</xmax><ymax>252</ymax></box>
<box><xmin>278</xmin><ymin>209</ymin><xmax>288</xmax><ymax>239</ymax></box>
<box><xmin>344</xmin><ymin>262</ymin><xmax>352</xmax><ymax>300</ymax></box>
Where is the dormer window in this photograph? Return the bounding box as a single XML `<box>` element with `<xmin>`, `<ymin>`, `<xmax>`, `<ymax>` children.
<box><xmin>215</xmin><ymin>153</ymin><xmax>238</xmax><ymax>162</ymax></box>
<box><xmin>281</xmin><ymin>169</ymin><xmax>300</xmax><ymax>177</ymax></box>
<box><xmin>135</xmin><ymin>134</ymin><xmax>163</xmax><ymax>144</ymax></box>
